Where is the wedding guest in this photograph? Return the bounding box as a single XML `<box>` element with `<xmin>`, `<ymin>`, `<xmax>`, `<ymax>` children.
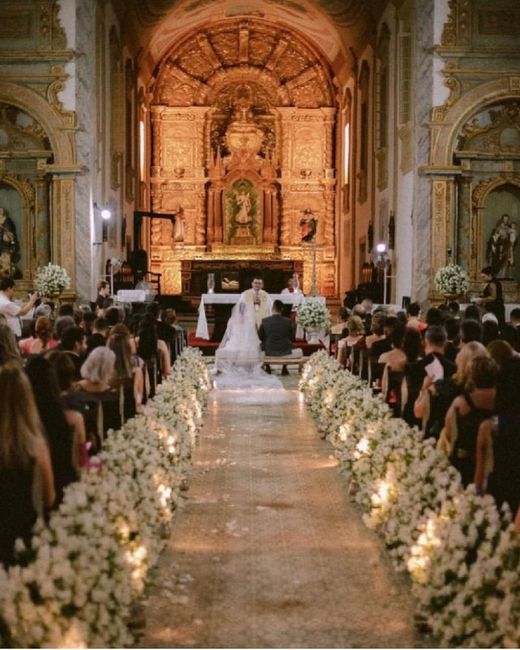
<box><xmin>415</xmin><ymin>341</ymin><xmax>488</xmax><ymax>441</ymax></box>
<box><xmin>0</xmin><ymin>277</ymin><xmax>38</xmax><ymax>338</ymax></box>
<box><xmin>107</xmin><ymin>324</ymin><xmax>144</xmax><ymax>418</ymax></box>
<box><xmin>510</xmin><ymin>307</ymin><xmax>520</xmax><ymax>334</ymax></box>
<box><xmin>475</xmin><ymin>359</ymin><xmax>520</xmax><ymax>515</ymax></box>
<box><xmin>460</xmin><ymin>318</ymin><xmax>483</xmax><ymax>345</ymax></box>
<box><xmin>105</xmin><ymin>306</ymin><xmax>123</xmax><ymax>328</ymax></box>
<box><xmin>22</xmin><ymin>316</ymin><xmax>58</xmax><ymax>355</ymax></box>
<box><xmin>406</xmin><ymin>302</ymin><xmax>426</xmax><ymax>331</ymax></box>
<box><xmin>75</xmin><ymin>346</ymin><xmax>118</xmax><ymax>446</ymax></box>
<box><xmin>81</xmin><ymin>310</ymin><xmax>97</xmax><ymax>338</ymax></box>
<box><xmin>403</xmin><ymin>325</ymin><xmax>456</xmax><ymax>427</ymax></box>
<box><xmin>379</xmin><ymin>323</ymin><xmax>407</xmax><ymax>372</ymax></box>
<box><xmin>54</xmin><ymin>315</ymin><xmax>75</xmax><ymax>342</ymax></box>
<box><xmin>59</xmin><ymin>326</ymin><xmax>87</xmax><ymax>379</ymax></box>
<box><xmin>24</xmin><ymin>356</ymin><xmax>78</xmax><ymax>503</ymax></box>
<box><xmin>447</xmin><ymin>301</ymin><xmax>461</xmax><ymax>319</ymax></box>
<box><xmin>482</xmin><ymin>319</ymin><xmax>500</xmax><ymax>346</ymax></box>
<box><xmin>463</xmin><ymin>304</ymin><xmax>482</xmax><ymax>322</ymax></box>
<box><xmin>0</xmin><ymin>323</ymin><xmax>21</xmax><ymax>365</ymax></box>
<box><xmin>338</xmin><ymin>315</ymin><xmax>365</xmax><ymax>368</ymax></box>
<box><xmin>95</xmin><ymin>280</ymin><xmax>110</xmax><ymax>311</ymax></box>
<box><xmin>487</xmin><ymin>340</ymin><xmax>515</xmax><ymax>372</ymax></box>
<box><xmin>440</xmin><ymin>356</ymin><xmax>498</xmax><ymax>486</ymax></box>
<box><xmin>330</xmin><ymin>307</ymin><xmax>350</xmax><ymax>336</ymax></box>
<box><xmin>0</xmin><ymin>361</ymin><xmax>55</xmax><ymax>567</ymax></box>
<box><xmin>444</xmin><ymin>317</ymin><xmax>462</xmax><ymax>363</ymax></box>
<box><xmin>365</xmin><ymin>311</ymin><xmax>386</xmax><ymax>350</ymax></box>
<box><xmin>500</xmin><ymin>323</ymin><xmax>519</xmax><ymax>352</ymax></box>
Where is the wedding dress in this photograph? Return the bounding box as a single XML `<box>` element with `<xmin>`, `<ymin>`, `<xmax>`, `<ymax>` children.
<box><xmin>213</xmin><ymin>298</ymin><xmax>289</xmax><ymax>403</ymax></box>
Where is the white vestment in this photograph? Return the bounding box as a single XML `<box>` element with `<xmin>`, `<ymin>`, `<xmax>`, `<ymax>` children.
<box><xmin>241</xmin><ymin>288</ymin><xmax>272</xmax><ymax>328</ymax></box>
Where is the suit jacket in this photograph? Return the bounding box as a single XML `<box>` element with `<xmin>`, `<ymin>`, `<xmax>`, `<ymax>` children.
<box><xmin>259</xmin><ymin>314</ymin><xmax>293</xmax><ymax>356</ymax></box>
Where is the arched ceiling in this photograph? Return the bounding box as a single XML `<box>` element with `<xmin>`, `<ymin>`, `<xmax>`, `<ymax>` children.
<box><xmin>113</xmin><ymin>0</ymin><xmax>386</xmax><ymax>84</ymax></box>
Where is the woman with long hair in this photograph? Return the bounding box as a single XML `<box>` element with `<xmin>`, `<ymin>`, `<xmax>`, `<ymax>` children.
<box><xmin>22</xmin><ymin>316</ymin><xmax>58</xmax><ymax>356</ymax></box>
<box><xmin>0</xmin><ymin>323</ymin><xmax>20</xmax><ymax>365</ymax></box>
<box><xmin>0</xmin><ymin>361</ymin><xmax>55</xmax><ymax>566</ymax></box>
<box><xmin>107</xmin><ymin>323</ymin><xmax>144</xmax><ymax>420</ymax></box>
<box><xmin>24</xmin><ymin>356</ymin><xmax>78</xmax><ymax>503</ymax></box>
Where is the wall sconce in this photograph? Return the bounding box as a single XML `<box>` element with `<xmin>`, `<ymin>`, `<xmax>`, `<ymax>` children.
<box><xmin>93</xmin><ymin>202</ymin><xmax>112</xmax><ymax>220</ymax></box>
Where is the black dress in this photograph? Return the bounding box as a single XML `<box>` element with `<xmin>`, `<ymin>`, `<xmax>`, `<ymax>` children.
<box><xmin>483</xmin><ymin>279</ymin><xmax>505</xmax><ymax>325</ymax></box>
<box><xmin>0</xmin><ymin>464</ymin><xmax>36</xmax><ymax>567</ymax></box>
<box><xmin>452</xmin><ymin>392</ymin><xmax>494</xmax><ymax>487</ymax></box>
<box><xmin>487</xmin><ymin>414</ymin><xmax>520</xmax><ymax>517</ymax></box>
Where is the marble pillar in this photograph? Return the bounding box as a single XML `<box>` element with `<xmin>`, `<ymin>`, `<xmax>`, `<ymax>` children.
<box><xmin>74</xmin><ymin>0</ymin><xmax>97</xmax><ymax>301</ymax></box>
<box><xmin>412</xmin><ymin>0</ymin><xmax>435</xmax><ymax>305</ymax></box>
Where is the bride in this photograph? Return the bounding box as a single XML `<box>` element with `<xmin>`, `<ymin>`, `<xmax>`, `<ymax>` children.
<box><xmin>213</xmin><ymin>298</ymin><xmax>285</xmax><ymax>396</ymax></box>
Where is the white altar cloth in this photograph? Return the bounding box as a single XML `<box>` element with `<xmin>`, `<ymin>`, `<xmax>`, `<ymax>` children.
<box><xmin>195</xmin><ymin>293</ymin><xmax>325</xmax><ymax>340</ymax></box>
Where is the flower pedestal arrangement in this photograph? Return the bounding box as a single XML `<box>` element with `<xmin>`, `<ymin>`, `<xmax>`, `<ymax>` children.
<box><xmin>34</xmin><ymin>263</ymin><xmax>71</xmax><ymax>307</ymax></box>
<box><xmin>434</xmin><ymin>264</ymin><xmax>469</xmax><ymax>299</ymax></box>
<box><xmin>296</xmin><ymin>301</ymin><xmax>331</xmax><ymax>344</ymax></box>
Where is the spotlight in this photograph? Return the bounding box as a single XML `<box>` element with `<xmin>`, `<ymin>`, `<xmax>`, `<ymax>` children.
<box><xmin>376</xmin><ymin>242</ymin><xmax>387</xmax><ymax>254</ymax></box>
<box><xmin>101</xmin><ymin>208</ymin><xmax>112</xmax><ymax>220</ymax></box>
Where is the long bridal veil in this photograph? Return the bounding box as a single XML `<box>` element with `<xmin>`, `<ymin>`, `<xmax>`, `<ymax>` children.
<box><xmin>213</xmin><ymin>299</ymin><xmax>288</xmax><ymax>401</ymax></box>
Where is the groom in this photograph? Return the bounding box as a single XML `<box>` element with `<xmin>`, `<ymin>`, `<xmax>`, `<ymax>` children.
<box><xmin>241</xmin><ymin>277</ymin><xmax>271</xmax><ymax>329</ymax></box>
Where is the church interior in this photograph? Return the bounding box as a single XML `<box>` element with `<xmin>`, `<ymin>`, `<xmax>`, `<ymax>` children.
<box><xmin>1</xmin><ymin>0</ymin><xmax>519</xmax><ymax>309</ymax></box>
<box><xmin>1</xmin><ymin>1</ymin><xmax>520</xmax><ymax>648</ymax></box>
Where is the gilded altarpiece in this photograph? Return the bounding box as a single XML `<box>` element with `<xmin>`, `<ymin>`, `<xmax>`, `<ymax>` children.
<box><xmin>426</xmin><ymin>0</ymin><xmax>520</xmax><ymax>301</ymax></box>
<box><xmin>149</xmin><ymin>19</ymin><xmax>337</xmax><ymax>296</ymax></box>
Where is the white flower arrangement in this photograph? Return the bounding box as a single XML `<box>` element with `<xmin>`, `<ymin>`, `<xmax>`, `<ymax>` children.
<box><xmin>296</xmin><ymin>300</ymin><xmax>331</xmax><ymax>329</ymax></box>
<box><xmin>0</xmin><ymin>348</ymin><xmax>211</xmax><ymax>648</ymax></box>
<box><xmin>300</xmin><ymin>351</ymin><xmax>520</xmax><ymax>648</ymax></box>
<box><xmin>434</xmin><ymin>263</ymin><xmax>469</xmax><ymax>295</ymax></box>
<box><xmin>34</xmin><ymin>262</ymin><xmax>71</xmax><ymax>296</ymax></box>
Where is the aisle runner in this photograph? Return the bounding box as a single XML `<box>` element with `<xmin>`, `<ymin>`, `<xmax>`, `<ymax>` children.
<box><xmin>137</xmin><ymin>378</ymin><xmax>418</xmax><ymax>648</ymax></box>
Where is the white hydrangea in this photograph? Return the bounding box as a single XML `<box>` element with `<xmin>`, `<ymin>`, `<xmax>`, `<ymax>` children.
<box><xmin>34</xmin><ymin>263</ymin><xmax>71</xmax><ymax>296</ymax></box>
<box><xmin>434</xmin><ymin>263</ymin><xmax>469</xmax><ymax>295</ymax></box>
<box><xmin>296</xmin><ymin>301</ymin><xmax>331</xmax><ymax>328</ymax></box>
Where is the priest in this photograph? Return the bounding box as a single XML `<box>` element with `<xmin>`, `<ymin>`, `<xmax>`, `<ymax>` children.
<box><xmin>241</xmin><ymin>277</ymin><xmax>271</xmax><ymax>329</ymax></box>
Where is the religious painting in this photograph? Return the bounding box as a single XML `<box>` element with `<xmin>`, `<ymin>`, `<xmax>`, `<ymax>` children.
<box><xmin>483</xmin><ymin>184</ymin><xmax>520</xmax><ymax>280</ymax></box>
<box><xmin>225</xmin><ymin>178</ymin><xmax>259</xmax><ymax>245</ymax></box>
<box><xmin>0</xmin><ymin>182</ymin><xmax>22</xmax><ymax>279</ymax></box>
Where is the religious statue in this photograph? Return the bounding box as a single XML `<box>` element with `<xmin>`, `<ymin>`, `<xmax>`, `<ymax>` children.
<box><xmin>235</xmin><ymin>190</ymin><xmax>252</xmax><ymax>225</ymax></box>
<box><xmin>486</xmin><ymin>213</ymin><xmax>518</xmax><ymax>278</ymax></box>
<box><xmin>0</xmin><ymin>207</ymin><xmax>20</xmax><ymax>278</ymax></box>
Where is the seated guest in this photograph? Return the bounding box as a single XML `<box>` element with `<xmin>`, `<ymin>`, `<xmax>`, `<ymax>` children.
<box><xmin>104</xmin><ymin>306</ymin><xmax>123</xmax><ymax>329</ymax></box>
<box><xmin>0</xmin><ymin>361</ymin><xmax>55</xmax><ymax>567</ymax></box>
<box><xmin>371</xmin><ymin>315</ymin><xmax>398</xmax><ymax>360</ymax></box>
<box><xmin>447</xmin><ymin>301</ymin><xmax>461</xmax><ymax>319</ymax></box>
<box><xmin>379</xmin><ymin>323</ymin><xmax>407</xmax><ymax>372</ymax></box>
<box><xmin>460</xmin><ymin>318</ymin><xmax>483</xmax><ymax>345</ymax></box>
<box><xmin>365</xmin><ymin>311</ymin><xmax>386</xmax><ymax>349</ymax></box>
<box><xmin>59</xmin><ymin>326</ymin><xmax>87</xmax><ymax>379</ymax></box>
<box><xmin>81</xmin><ymin>310</ymin><xmax>97</xmax><ymax>338</ymax></box>
<box><xmin>330</xmin><ymin>307</ymin><xmax>350</xmax><ymax>336</ymax></box>
<box><xmin>403</xmin><ymin>325</ymin><xmax>456</xmax><ymax>427</ymax></box>
<box><xmin>54</xmin><ymin>315</ymin><xmax>75</xmax><ymax>343</ymax></box>
<box><xmin>107</xmin><ymin>324</ymin><xmax>144</xmax><ymax>418</ymax></box>
<box><xmin>475</xmin><ymin>358</ymin><xmax>520</xmax><ymax>515</ymax></box>
<box><xmin>57</xmin><ymin>303</ymin><xmax>74</xmax><ymax>318</ymax></box>
<box><xmin>75</xmin><ymin>347</ymin><xmax>118</xmax><ymax>446</ymax></box>
<box><xmin>425</xmin><ymin>307</ymin><xmax>444</xmax><ymax>328</ymax></box>
<box><xmin>22</xmin><ymin>316</ymin><xmax>58</xmax><ymax>355</ymax></box>
<box><xmin>444</xmin><ymin>317</ymin><xmax>461</xmax><ymax>363</ymax></box>
<box><xmin>0</xmin><ymin>323</ymin><xmax>21</xmax><ymax>365</ymax></box>
<box><xmin>482</xmin><ymin>319</ymin><xmax>500</xmax><ymax>346</ymax></box>
<box><xmin>337</xmin><ymin>315</ymin><xmax>365</xmax><ymax>368</ymax></box>
<box><xmin>510</xmin><ymin>307</ymin><xmax>520</xmax><ymax>335</ymax></box>
<box><xmin>24</xmin><ymin>356</ymin><xmax>78</xmax><ymax>503</ymax></box>
<box><xmin>415</xmin><ymin>341</ymin><xmax>487</xmax><ymax>440</ymax></box>
<box><xmin>440</xmin><ymin>356</ymin><xmax>497</xmax><ymax>487</ymax></box>
<box><xmin>259</xmin><ymin>300</ymin><xmax>302</xmax><ymax>375</ymax></box>
<box><xmin>487</xmin><ymin>339</ymin><xmax>515</xmax><ymax>373</ymax></box>
<box><xmin>500</xmin><ymin>324</ymin><xmax>519</xmax><ymax>352</ymax></box>
<box><xmin>464</xmin><ymin>304</ymin><xmax>482</xmax><ymax>322</ymax></box>
<box><xmin>406</xmin><ymin>301</ymin><xmax>425</xmax><ymax>331</ymax></box>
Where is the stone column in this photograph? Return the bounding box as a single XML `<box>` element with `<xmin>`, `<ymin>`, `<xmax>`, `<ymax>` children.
<box><xmin>412</xmin><ymin>0</ymin><xmax>435</xmax><ymax>304</ymax></box>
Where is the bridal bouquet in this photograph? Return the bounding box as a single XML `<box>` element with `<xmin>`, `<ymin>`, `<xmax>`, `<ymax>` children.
<box><xmin>34</xmin><ymin>262</ymin><xmax>71</xmax><ymax>296</ymax></box>
<box><xmin>434</xmin><ymin>263</ymin><xmax>469</xmax><ymax>295</ymax></box>
<box><xmin>297</xmin><ymin>301</ymin><xmax>331</xmax><ymax>329</ymax></box>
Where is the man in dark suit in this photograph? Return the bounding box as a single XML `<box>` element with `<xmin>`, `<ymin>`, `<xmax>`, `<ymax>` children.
<box><xmin>259</xmin><ymin>300</ymin><xmax>302</xmax><ymax>375</ymax></box>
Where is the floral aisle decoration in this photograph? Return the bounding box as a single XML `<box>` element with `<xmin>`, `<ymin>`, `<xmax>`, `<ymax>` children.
<box><xmin>300</xmin><ymin>350</ymin><xmax>520</xmax><ymax>648</ymax></box>
<box><xmin>34</xmin><ymin>262</ymin><xmax>71</xmax><ymax>297</ymax></box>
<box><xmin>0</xmin><ymin>348</ymin><xmax>210</xmax><ymax>648</ymax></box>
<box><xmin>434</xmin><ymin>263</ymin><xmax>469</xmax><ymax>297</ymax></box>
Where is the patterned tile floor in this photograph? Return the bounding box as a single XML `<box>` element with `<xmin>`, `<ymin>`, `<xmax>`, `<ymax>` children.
<box><xmin>136</xmin><ymin>377</ymin><xmax>420</xmax><ymax>648</ymax></box>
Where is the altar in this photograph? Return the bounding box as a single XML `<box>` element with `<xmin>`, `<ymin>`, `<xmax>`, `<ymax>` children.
<box><xmin>196</xmin><ymin>292</ymin><xmax>326</xmax><ymax>341</ymax></box>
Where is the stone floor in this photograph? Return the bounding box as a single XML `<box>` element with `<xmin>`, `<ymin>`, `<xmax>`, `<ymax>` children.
<box><xmin>136</xmin><ymin>376</ymin><xmax>420</xmax><ymax>648</ymax></box>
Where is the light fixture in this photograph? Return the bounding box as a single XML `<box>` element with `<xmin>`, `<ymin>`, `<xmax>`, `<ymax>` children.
<box><xmin>93</xmin><ymin>202</ymin><xmax>112</xmax><ymax>220</ymax></box>
<box><xmin>376</xmin><ymin>242</ymin><xmax>387</xmax><ymax>254</ymax></box>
